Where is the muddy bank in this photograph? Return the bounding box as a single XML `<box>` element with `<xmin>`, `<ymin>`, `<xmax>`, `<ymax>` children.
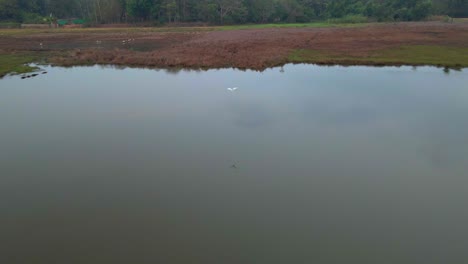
<box><xmin>1</xmin><ymin>22</ymin><xmax>468</xmax><ymax>70</ymax></box>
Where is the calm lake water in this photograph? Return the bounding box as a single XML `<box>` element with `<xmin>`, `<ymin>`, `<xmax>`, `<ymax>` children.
<box><xmin>1</xmin><ymin>65</ymin><xmax>468</xmax><ymax>263</ymax></box>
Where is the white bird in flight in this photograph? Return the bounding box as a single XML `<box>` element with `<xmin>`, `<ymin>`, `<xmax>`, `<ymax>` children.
<box><xmin>227</xmin><ymin>87</ymin><xmax>238</xmax><ymax>92</ymax></box>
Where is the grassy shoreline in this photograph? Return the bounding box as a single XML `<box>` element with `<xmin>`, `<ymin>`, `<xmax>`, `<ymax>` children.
<box><xmin>1</xmin><ymin>44</ymin><xmax>467</xmax><ymax>78</ymax></box>
<box><xmin>0</xmin><ymin>53</ymin><xmax>39</xmax><ymax>77</ymax></box>
<box><xmin>1</xmin><ymin>18</ymin><xmax>465</xmax><ymax>36</ymax></box>
<box><xmin>1</xmin><ymin>21</ymin><xmax>467</xmax><ymax>76</ymax></box>
<box><xmin>0</xmin><ymin>22</ymin><xmax>364</xmax><ymax>37</ymax></box>
<box><xmin>288</xmin><ymin>46</ymin><xmax>468</xmax><ymax>68</ymax></box>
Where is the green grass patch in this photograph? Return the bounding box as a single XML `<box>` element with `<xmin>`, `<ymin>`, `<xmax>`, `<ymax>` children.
<box><xmin>0</xmin><ymin>26</ymin><xmax>217</xmax><ymax>36</ymax></box>
<box><xmin>371</xmin><ymin>45</ymin><xmax>468</xmax><ymax>67</ymax></box>
<box><xmin>0</xmin><ymin>53</ymin><xmax>39</xmax><ymax>77</ymax></box>
<box><xmin>289</xmin><ymin>45</ymin><xmax>468</xmax><ymax>68</ymax></box>
<box><xmin>218</xmin><ymin>22</ymin><xmax>366</xmax><ymax>31</ymax></box>
<box><xmin>328</xmin><ymin>15</ymin><xmax>369</xmax><ymax>24</ymax></box>
<box><xmin>0</xmin><ymin>22</ymin><xmax>21</xmax><ymax>29</ymax></box>
<box><xmin>0</xmin><ymin>22</ymin><xmax>367</xmax><ymax>36</ymax></box>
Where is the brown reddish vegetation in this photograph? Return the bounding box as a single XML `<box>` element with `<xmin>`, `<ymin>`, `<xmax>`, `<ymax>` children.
<box><xmin>1</xmin><ymin>22</ymin><xmax>467</xmax><ymax>70</ymax></box>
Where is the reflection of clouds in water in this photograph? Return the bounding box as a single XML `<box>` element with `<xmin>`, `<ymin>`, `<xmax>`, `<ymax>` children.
<box><xmin>295</xmin><ymin>87</ymin><xmax>391</xmax><ymax>128</ymax></box>
<box><xmin>301</xmin><ymin>103</ymin><xmax>380</xmax><ymax>126</ymax></box>
<box><xmin>231</xmin><ymin>103</ymin><xmax>273</xmax><ymax>129</ymax></box>
<box><xmin>419</xmin><ymin>112</ymin><xmax>468</xmax><ymax>170</ymax></box>
<box><xmin>225</xmin><ymin>95</ymin><xmax>275</xmax><ymax>129</ymax></box>
<box><xmin>287</xmin><ymin>77</ymin><xmax>468</xmax><ymax>171</ymax></box>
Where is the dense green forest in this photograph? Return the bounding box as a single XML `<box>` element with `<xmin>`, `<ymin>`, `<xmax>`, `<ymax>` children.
<box><xmin>1</xmin><ymin>0</ymin><xmax>467</xmax><ymax>25</ymax></box>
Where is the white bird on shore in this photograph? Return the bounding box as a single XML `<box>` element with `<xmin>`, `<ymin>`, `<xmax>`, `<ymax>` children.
<box><xmin>227</xmin><ymin>87</ymin><xmax>238</xmax><ymax>92</ymax></box>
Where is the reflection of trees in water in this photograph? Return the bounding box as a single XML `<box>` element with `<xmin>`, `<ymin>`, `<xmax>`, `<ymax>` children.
<box><xmin>410</xmin><ymin>66</ymin><xmax>463</xmax><ymax>75</ymax></box>
<box><xmin>443</xmin><ymin>66</ymin><xmax>462</xmax><ymax>75</ymax></box>
<box><xmin>165</xmin><ymin>68</ymin><xmax>182</xmax><ymax>75</ymax></box>
<box><xmin>96</xmin><ymin>64</ymin><xmax>210</xmax><ymax>75</ymax></box>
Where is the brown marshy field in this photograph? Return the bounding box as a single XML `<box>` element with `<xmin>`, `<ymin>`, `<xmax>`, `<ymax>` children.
<box><xmin>1</xmin><ymin>21</ymin><xmax>468</xmax><ymax>75</ymax></box>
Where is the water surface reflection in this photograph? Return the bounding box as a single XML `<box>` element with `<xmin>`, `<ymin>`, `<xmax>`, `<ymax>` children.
<box><xmin>1</xmin><ymin>65</ymin><xmax>468</xmax><ymax>264</ymax></box>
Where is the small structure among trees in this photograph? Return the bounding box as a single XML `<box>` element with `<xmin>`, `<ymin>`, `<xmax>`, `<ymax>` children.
<box><xmin>57</xmin><ymin>18</ymin><xmax>85</xmax><ymax>27</ymax></box>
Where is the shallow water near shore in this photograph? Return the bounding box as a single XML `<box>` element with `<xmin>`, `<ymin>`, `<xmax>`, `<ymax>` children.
<box><xmin>1</xmin><ymin>64</ymin><xmax>468</xmax><ymax>263</ymax></box>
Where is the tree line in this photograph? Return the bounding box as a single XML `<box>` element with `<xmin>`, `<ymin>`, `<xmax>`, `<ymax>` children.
<box><xmin>1</xmin><ymin>0</ymin><xmax>467</xmax><ymax>25</ymax></box>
